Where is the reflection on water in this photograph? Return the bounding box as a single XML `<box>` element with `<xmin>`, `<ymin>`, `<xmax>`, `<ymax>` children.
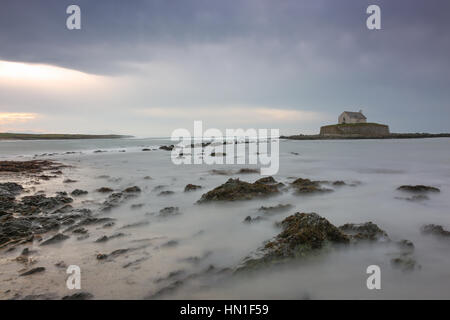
<box><xmin>0</xmin><ymin>138</ymin><xmax>449</xmax><ymax>299</ymax></box>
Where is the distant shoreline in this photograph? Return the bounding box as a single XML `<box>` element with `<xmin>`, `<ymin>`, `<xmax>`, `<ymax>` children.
<box><xmin>280</xmin><ymin>133</ymin><xmax>450</xmax><ymax>140</ymax></box>
<box><xmin>0</xmin><ymin>133</ymin><xmax>133</xmax><ymax>140</ymax></box>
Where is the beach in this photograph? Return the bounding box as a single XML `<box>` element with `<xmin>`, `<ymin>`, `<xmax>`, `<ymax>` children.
<box><xmin>1</xmin><ymin>137</ymin><xmax>450</xmax><ymax>299</ymax></box>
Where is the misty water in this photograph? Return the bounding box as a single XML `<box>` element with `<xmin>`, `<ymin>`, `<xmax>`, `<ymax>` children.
<box><xmin>1</xmin><ymin>138</ymin><xmax>450</xmax><ymax>299</ymax></box>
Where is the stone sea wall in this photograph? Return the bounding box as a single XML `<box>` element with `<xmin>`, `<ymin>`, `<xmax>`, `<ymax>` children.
<box><xmin>320</xmin><ymin>123</ymin><xmax>390</xmax><ymax>136</ymax></box>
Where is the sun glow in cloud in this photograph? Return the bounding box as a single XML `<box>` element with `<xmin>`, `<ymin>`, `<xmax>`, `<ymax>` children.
<box><xmin>0</xmin><ymin>60</ymin><xmax>106</xmax><ymax>89</ymax></box>
<box><xmin>0</xmin><ymin>112</ymin><xmax>37</xmax><ymax>124</ymax></box>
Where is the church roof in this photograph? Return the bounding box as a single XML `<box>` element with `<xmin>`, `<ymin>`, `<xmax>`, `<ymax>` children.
<box><xmin>342</xmin><ymin>111</ymin><xmax>366</xmax><ymax>120</ymax></box>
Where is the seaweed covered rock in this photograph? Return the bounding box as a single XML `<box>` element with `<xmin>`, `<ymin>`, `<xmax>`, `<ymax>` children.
<box><xmin>421</xmin><ymin>224</ymin><xmax>450</xmax><ymax>237</ymax></box>
<box><xmin>397</xmin><ymin>185</ymin><xmax>440</xmax><ymax>193</ymax></box>
<box><xmin>184</xmin><ymin>184</ymin><xmax>202</xmax><ymax>192</ymax></box>
<box><xmin>290</xmin><ymin>178</ymin><xmax>332</xmax><ymax>194</ymax></box>
<box><xmin>71</xmin><ymin>189</ymin><xmax>88</xmax><ymax>196</ymax></box>
<box><xmin>0</xmin><ymin>217</ymin><xmax>34</xmax><ymax>247</ymax></box>
<box><xmin>197</xmin><ymin>178</ymin><xmax>279</xmax><ymax>203</ymax></box>
<box><xmin>0</xmin><ymin>160</ymin><xmax>66</xmax><ymax>174</ymax></box>
<box><xmin>123</xmin><ymin>186</ymin><xmax>141</xmax><ymax>193</ymax></box>
<box><xmin>338</xmin><ymin>222</ymin><xmax>389</xmax><ymax>242</ymax></box>
<box><xmin>0</xmin><ymin>182</ymin><xmax>24</xmax><ymax>197</ymax></box>
<box><xmin>40</xmin><ymin>233</ymin><xmax>69</xmax><ymax>246</ymax></box>
<box><xmin>258</xmin><ymin>204</ymin><xmax>293</xmax><ymax>215</ymax></box>
<box><xmin>237</xmin><ymin>213</ymin><xmax>349</xmax><ymax>271</ymax></box>
<box><xmin>15</xmin><ymin>194</ymin><xmax>73</xmax><ymax>215</ymax></box>
<box><xmin>159</xmin><ymin>207</ymin><xmax>180</xmax><ymax>217</ymax></box>
<box><xmin>101</xmin><ymin>189</ymin><xmax>140</xmax><ymax>211</ymax></box>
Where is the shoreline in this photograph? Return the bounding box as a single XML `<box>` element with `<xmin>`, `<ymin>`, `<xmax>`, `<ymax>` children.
<box><xmin>280</xmin><ymin>133</ymin><xmax>450</xmax><ymax>140</ymax></box>
<box><xmin>0</xmin><ymin>133</ymin><xmax>133</xmax><ymax>141</ymax></box>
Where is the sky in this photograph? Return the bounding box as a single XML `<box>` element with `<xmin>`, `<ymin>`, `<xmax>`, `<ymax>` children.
<box><xmin>0</xmin><ymin>0</ymin><xmax>449</xmax><ymax>137</ymax></box>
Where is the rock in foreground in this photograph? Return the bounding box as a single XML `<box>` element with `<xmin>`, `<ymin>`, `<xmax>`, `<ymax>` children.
<box><xmin>237</xmin><ymin>212</ymin><xmax>349</xmax><ymax>271</ymax></box>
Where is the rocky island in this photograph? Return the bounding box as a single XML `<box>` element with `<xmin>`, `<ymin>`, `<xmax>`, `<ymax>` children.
<box><xmin>281</xmin><ymin>111</ymin><xmax>450</xmax><ymax>140</ymax></box>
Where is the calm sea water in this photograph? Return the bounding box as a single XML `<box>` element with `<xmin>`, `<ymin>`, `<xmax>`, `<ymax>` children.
<box><xmin>0</xmin><ymin>138</ymin><xmax>449</xmax><ymax>299</ymax></box>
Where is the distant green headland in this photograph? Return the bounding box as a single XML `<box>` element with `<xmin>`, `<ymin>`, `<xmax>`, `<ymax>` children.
<box><xmin>0</xmin><ymin>133</ymin><xmax>133</xmax><ymax>140</ymax></box>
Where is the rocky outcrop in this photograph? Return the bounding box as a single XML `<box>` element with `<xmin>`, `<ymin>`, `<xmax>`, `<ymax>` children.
<box><xmin>258</xmin><ymin>204</ymin><xmax>293</xmax><ymax>215</ymax></box>
<box><xmin>236</xmin><ymin>212</ymin><xmax>399</xmax><ymax>272</ymax></box>
<box><xmin>184</xmin><ymin>184</ymin><xmax>202</xmax><ymax>192</ymax></box>
<box><xmin>397</xmin><ymin>185</ymin><xmax>440</xmax><ymax>193</ymax></box>
<box><xmin>198</xmin><ymin>178</ymin><xmax>280</xmax><ymax>203</ymax></box>
<box><xmin>71</xmin><ymin>189</ymin><xmax>88</xmax><ymax>196</ymax></box>
<box><xmin>338</xmin><ymin>222</ymin><xmax>389</xmax><ymax>242</ymax></box>
<box><xmin>237</xmin><ymin>213</ymin><xmax>349</xmax><ymax>271</ymax></box>
<box><xmin>0</xmin><ymin>160</ymin><xmax>66</xmax><ymax>174</ymax></box>
<box><xmin>421</xmin><ymin>224</ymin><xmax>450</xmax><ymax>237</ymax></box>
<box><xmin>290</xmin><ymin>178</ymin><xmax>332</xmax><ymax>194</ymax></box>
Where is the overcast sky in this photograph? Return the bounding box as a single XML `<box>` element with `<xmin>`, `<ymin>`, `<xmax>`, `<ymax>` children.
<box><xmin>1</xmin><ymin>0</ymin><xmax>449</xmax><ymax>136</ymax></box>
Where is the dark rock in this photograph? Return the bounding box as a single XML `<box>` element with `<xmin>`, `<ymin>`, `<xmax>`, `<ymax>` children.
<box><xmin>40</xmin><ymin>233</ymin><xmax>69</xmax><ymax>246</ymax></box>
<box><xmin>72</xmin><ymin>228</ymin><xmax>88</xmax><ymax>234</ymax></box>
<box><xmin>63</xmin><ymin>179</ymin><xmax>77</xmax><ymax>183</ymax></box>
<box><xmin>254</xmin><ymin>176</ymin><xmax>277</xmax><ymax>185</ymax></box>
<box><xmin>198</xmin><ymin>178</ymin><xmax>279</xmax><ymax>203</ymax></box>
<box><xmin>95</xmin><ymin>233</ymin><xmax>126</xmax><ymax>243</ymax></box>
<box><xmin>131</xmin><ymin>203</ymin><xmax>144</xmax><ymax>209</ymax></box>
<box><xmin>154</xmin><ymin>270</ymin><xmax>186</xmax><ymax>283</ymax></box>
<box><xmin>395</xmin><ymin>194</ymin><xmax>430</xmax><ymax>202</ymax></box>
<box><xmin>184</xmin><ymin>184</ymin><xmax>202</xmax><ymax>192</ymax></box>
<box><xmin>96</xmin><ymin>187</ymin><xmax>113</xmax><ymax>193</ymax></box>
<box><xmin>158</xmin><ymin>190</ymin><xmax>174</xmax><ymax>196</ymax></box>
<box><xmin>120</xmin><ymin>221</ymin><xmax>150</xmax><ymax>229</ymax></box>
<box><xmin>237</xmin><ymin>168</ymin><xmax>260</xmax><ymax>174</ymax></box>
<box><xmin>0</xmin><ymin>182</ymin><xmax>24</xmax><ymax>197</ymax></box>
<box><xmin>397</xmin><ymin>239</ymin><xmax>415</xmax><ymax>252</ymax></box>
<box><xmin>97</xmin><ymin>248</ymin><xmax>131</xmax><ymax>261</ymax></box>
<box><xmin>162</xmin><ymin>240</ymin><xmax>179</xmax><ymax>247</ymax></box>
<box><xmin>62</xmin><ymin>292</ymin><xmax>93</xmax><ymax>300</ymax></box>
<box><xmin>17</xmin><ymin>194</ymin><xmax>73</xmax><ymax>215</ymax></box>
<box><xmin>159</xmin><ymin>145</ymin><xmax>174</xmax><ymax>151</ymax></box>
<box><xmin>71</xmin><ymin>189</ymin><xmax>88</xmax><ymax>196</ymax></box>
<box><xmin>290</xmin><ymin>178</ymin><xmax>332</xmax><ymax>194</ymax></box>
<box><xmin>397</xmin><ymin>185</ymin><xmax>440</xmax><ymax>193</ymax></box>
<box><xmin>258</xmin><ymin>204</ymin><xmax>293</xmax><ymax>215</ymax></box>
<box><xmin>101</xmin><ymin>191</ymin><xmax>139</xmax><ymax>211</ymax></box>
<box><xmin>421</xmin><ymin>224</ymin><xmax>450</xmax><ymax>237</ymax></box>
<box><xmin>123</xmin><ymin>186</ymin><xmax>141</xmax><ymax>193</ymax></box>
<box><xmin>102</xmin><ymin>222</ymin><xmax>115</xmax><ymax>228</ymax></box>
<box><xmin>391</xmin><ymin>255</ymin><xmax>419</xmax><ymax>272</ymax></box>
<box><xmin>210</xmin><ymin>152</ymin><xmax>226</xmax><ymax>157</ymax></box>
<box><xmin>237</xmin><ymin>213</ymin><xmax>349</xmax><ymax>271</ymax></box>
<box><xmin>338</xmin><ymin>222</ymin><xmax>388</xmax><ymax>242</ymax></box>
<box><xmin>0</xmin><ymin>160</ymin><xmax>66</xmax><ymax>174</ymax></box>
<box><xmin>122</xmin><ymin>257</ymin><xmax>149</xmax><ymax>269</ymax></box>
<box><xmin>159</xmin><ymin>207</ymin><xmax>180</xmax><ymax>217</ymax></box>
<box><xmin>209</xmin><ymin>169</ymin><xmax>233</xmax><ymax>175</ymax></box>
<box><xmin>243</xmin><ymin>216</ymin><xmax>263</xmax><ymax>223</ymax></box>
<box><xmin>19</xmin><ymin>267</ymin><xmax>46</xmax><ymax>276</ymax></box>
